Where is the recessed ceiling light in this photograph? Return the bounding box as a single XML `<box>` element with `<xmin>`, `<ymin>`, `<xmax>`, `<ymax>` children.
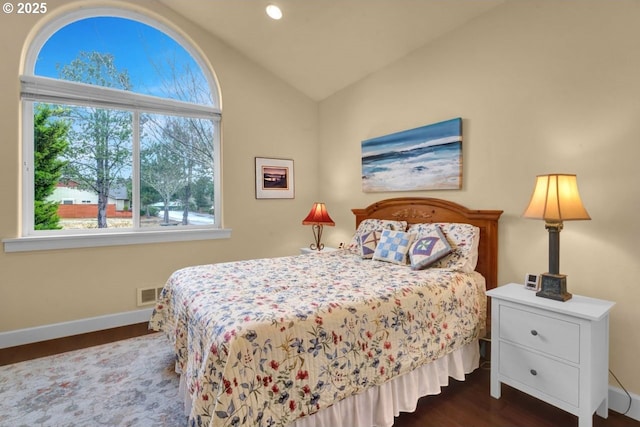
<box><xmin>266</xmin><ymin>4</ymin><xmax>283</xmax><ymax>20</ymax></box>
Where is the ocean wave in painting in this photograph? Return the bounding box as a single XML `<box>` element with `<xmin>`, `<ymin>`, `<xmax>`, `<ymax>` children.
<box><xmin>361</xmin><ymin>118</ymin><xmax>462</xmax><ymax>192</ymax></box>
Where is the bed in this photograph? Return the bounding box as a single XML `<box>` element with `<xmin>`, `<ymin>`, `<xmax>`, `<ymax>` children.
<box><xmin>150</xmin><ymin>197</ymin><xmax>502</xmax><ymax>427</ymax></box>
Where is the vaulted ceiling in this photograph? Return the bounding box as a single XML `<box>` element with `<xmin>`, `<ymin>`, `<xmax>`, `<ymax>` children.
<box><xmin>159</xmin><ymin>0</ymin><xmax>504</xmax><ymax>101</ymax></box>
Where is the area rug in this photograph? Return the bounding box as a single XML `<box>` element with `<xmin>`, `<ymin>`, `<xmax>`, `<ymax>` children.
<box><xmin>0</xmin><ymin>333</ymin><xmax>186</xmax><ymax>426</ymax></box>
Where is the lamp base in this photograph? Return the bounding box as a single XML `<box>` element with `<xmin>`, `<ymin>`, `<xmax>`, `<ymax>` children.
<box><xmin>309</xmin><ymin>224</ymin><xmax>324</xmax><ymax>251</ymax></box>
<box><xmin>536</xmin><ymin>273</ymin><xmax>572</xmax><ymax>302</ymax></box>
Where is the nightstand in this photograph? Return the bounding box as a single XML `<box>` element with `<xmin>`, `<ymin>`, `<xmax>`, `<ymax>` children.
<box><xmin>487</xmin><ymin>283</ymin><xmax>615</xmax><ymax>427</ymax></box>
<box><xmin>300</xmin><ymin>247</ymin><xmax>338</xmax><ymax>255</ymax></box>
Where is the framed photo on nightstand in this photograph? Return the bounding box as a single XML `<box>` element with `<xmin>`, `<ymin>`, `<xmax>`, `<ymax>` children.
<box><xmin>524</xmin><ymin>273</ymin><xmax>540</xmax><ymax>290</ymax></box>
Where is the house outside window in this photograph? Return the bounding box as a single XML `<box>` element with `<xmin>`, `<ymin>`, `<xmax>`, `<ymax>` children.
<box><xmin>6</xmin><ymin>7</ymin><xmax>228</xmax><ymax>252</ymax></box>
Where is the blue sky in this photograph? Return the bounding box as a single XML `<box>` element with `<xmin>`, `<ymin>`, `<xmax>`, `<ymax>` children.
<box><xmin>35</xmin><ymin>17</ymin><xmax>210</xmax><ymax>102</ymax></box>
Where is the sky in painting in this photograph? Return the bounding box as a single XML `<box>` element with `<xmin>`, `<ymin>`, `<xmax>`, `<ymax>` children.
<box><xmin>361</xmin><ymin>118</ymin><xmax>462</xmax><ymax>159</ymax></box>
<box><xmin>35</xmin><ymin>16</ymin><xmax>211</xmax><ymax>104</ymax></box>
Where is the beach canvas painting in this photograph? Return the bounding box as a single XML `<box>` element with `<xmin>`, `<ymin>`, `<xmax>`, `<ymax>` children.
<box><xmin>361</xmin><ymin>118</ymin><xmax>462</xmax><ymax>192</ymax></box>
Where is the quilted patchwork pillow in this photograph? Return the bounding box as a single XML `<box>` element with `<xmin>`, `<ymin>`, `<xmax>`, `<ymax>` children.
<box><xmin>408</xmin><ymin>226</ymin><xmax>453</xmax><ymax>270</ymax></box>
<box><xmin>372</xmin><ymin>229</ymin><xmax>415</xmax><ymax>265</ymax></box>
<box><xmin>407</xmin><ymin>222</ymin><xmax>480</xmax><ymax>272</ymax></box>
<box><xmin>347</xmin><ymin>219</ymin><xmax>408</xmax><ymax>254</ymax></box>
<box><xmin>358</xmin><ymin>230</ymin><xmax>382</xmax><ymax>259</ymax></box>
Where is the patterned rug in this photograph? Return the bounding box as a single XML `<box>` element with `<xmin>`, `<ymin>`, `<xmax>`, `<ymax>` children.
<box><xmin>0</xmin><ymin>333</ymin><xmax>187</xmax><ymax>427</ymax></box>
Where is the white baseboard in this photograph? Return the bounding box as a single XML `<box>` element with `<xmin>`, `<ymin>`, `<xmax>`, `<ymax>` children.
<box><xmin>609</xmin><ymin>385</ymin><xmax>640</xmax><ymax>422</ymax></box>
<box><xmin>0</xmin><ymin>308</ymin><xmax>154</xmax><ymax>349</ymax></box>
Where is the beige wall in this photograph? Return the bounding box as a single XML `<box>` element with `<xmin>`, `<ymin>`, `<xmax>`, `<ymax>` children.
<box><xmin>0</xmin><ymin>0</ymin><xmax>318</xmax><ymax>330</ymax></box>
<box><xmin>318</xmin><ymin>1</ymin><xmax>640</xmax><ymax>394</ymax></box>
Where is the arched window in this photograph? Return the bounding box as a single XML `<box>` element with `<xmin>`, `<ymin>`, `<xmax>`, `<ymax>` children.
<box><xmin>10</xmin><ymin>7</ymin><xmax>227</xmax><ymax>252</ymax></box>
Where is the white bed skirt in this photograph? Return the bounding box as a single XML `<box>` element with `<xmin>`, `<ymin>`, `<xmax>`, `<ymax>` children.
<box><xmin>179</xmin><ymin>340</ymin><xmax>480</xmax><ymax>427</ymax></box>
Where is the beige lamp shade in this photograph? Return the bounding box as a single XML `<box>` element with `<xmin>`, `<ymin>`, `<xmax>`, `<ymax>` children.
<box><xmin>523</xmin><ymin>174</ymin><xmax>591</xmax><ymax>223</ymax></box>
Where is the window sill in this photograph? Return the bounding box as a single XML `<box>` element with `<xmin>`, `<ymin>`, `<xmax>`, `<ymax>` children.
<box><xmin>3</xmin><ymin>228</ymin><xmax>232</xmax><ymax>253</ymax></box>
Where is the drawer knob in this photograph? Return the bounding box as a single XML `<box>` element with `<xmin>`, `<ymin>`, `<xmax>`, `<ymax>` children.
<box><xmin>530</xmin><ymin>369</ymin><xmax>537</xmax><ymax>376</ymax></box>
<box><xmin>530</xmin><ymin>330</ymin><xmax>538</xmax><ymax>336</ymax></box>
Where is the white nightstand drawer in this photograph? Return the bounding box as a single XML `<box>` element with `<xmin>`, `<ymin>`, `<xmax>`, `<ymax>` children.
<box><xmin>499</xmin><ymin>341</ymin><xmax>579</xmax><ymax>407</ymax></box>
<box><xmin>499</xmin><ymin>304</ymin><xmax>580</xmax><ymax>363</ymax></box>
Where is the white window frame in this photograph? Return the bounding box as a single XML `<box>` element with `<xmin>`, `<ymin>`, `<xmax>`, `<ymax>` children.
<box><xmin>3</xmin><ymin>7</ymin><xmax>229</xmax><ymax>253</ymax></box>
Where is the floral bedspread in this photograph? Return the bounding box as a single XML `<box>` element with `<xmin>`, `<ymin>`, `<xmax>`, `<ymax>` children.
<box><xmin>149</xmin><ymin>250</ymin><xmax>486</xmax><ymax>427</ymax></box>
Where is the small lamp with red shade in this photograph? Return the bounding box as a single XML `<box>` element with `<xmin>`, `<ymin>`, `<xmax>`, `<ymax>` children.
<box><xmin>302</xmin><ymin>202</ymin><xmax>335</xmax><ymax>251</ymax></box>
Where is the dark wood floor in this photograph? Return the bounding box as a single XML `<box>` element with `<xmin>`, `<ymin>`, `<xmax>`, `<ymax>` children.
<box><xmin>2</xmin><ymin>323</ymin><xmax>638</xmax><ymax>427</ymax></box>
<box><xmin>0</xmin><ymin>322</ymin><xmax>156</xmax><ymax>366</ymax></box>
<box><xmin>395</xmin><ymin>364</ymin><xmax>639</xmax><ymax>427</ymax></box>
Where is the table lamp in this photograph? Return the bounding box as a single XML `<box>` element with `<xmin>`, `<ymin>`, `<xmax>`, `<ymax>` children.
<box><xmin>523</xmin><ymin>174</ymin><xmax>590</xmax><ymax>301</ymax></box>
<box><xmin>302</xmin><ymin>202</ymin><xmax>335</xmax><ymax>251</ymax></box>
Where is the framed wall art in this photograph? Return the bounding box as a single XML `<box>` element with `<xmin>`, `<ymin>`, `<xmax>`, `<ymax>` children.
<box><xmin>255</xmin><ymin>157</ymin><xmax>295</xmax><ymax>199</ymax></box>
<box><xmin>361</xmin><ymin>117</ymin><xmax>462</xmax><ymax>192</ymax></box>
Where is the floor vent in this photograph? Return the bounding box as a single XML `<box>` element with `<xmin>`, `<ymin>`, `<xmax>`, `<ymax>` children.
<box><xmin>137</xmin><ymin>286</ymin><xmax>164</xmax><ymax>306</ymax></box>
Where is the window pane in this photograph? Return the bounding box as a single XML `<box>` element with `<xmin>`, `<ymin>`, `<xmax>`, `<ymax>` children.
<box><xmin>140</xmin><ymin>113</ymin><xmax>215</xmax><ymax>228</ymax></box>
<box><xmin>24</xmin><ymin>12</ymin><xmax>221</xmax><ymax>241</ymax></box>
<box><xmin>35</xmin><ymin>102</ymin><xmax>133</xmax><ymax>230</ymax></box>
<box><xmin>35</xmin><ymin>17</ymin><xmax>213</xmax><ymax>105</ymax></box>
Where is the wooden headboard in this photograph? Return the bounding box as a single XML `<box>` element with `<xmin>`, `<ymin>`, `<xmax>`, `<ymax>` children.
<box><xmin>352</xmin><ymin>197</ymin><xmax>503</xmax><ymax>292</ymax></box>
